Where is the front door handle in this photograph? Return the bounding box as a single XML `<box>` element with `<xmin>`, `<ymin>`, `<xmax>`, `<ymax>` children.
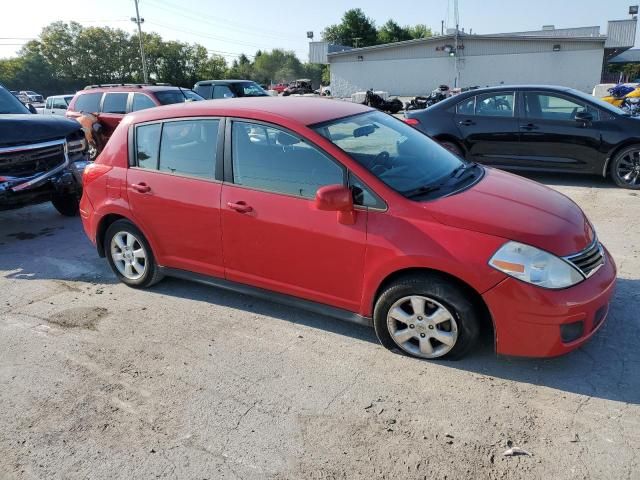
<box><xmin>458</xmin><ymin>119</ymin><xmax>475</xmax><ymax>126</ymax></box>
<box><xmin>131</xmin><ymin>182</ymin><xmax>151</xmax><ymax>193</ymax></box>
<box><xmin>227</xmin><ymin>201</ymin><xmax>253</xmax><ymax>213</ymax></box>
<box><xmin>520</xmin><ymin>123</ymin><xmax>539</xmax><ymax>131</ymax></box>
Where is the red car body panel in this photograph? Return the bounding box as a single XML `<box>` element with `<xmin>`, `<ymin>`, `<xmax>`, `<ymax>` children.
<box><xmin>80</xmin><ymin>97</ymin><xmax>617</xmax><ymax>358</ymax></box>
<box><xmin>484</xmin><ymin>247</ymin><xmax>616</xmax><ymax>357</ymax></box>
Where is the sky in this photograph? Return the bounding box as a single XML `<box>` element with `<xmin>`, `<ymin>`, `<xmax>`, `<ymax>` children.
<box><xmin>0</xmin><ymin>0</ymin><xmax>638</xmax><ymax>63</ymax></box>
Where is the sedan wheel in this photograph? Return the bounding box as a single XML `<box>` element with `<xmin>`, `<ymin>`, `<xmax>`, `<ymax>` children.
<box><xmin>612</xmin><ymin>146</ymin><xmax>640</xmax><ymax>189</ymax></box>
<box><xmin>387</xmin><ymin>295</ymin><xmax>459</xmax><ymax>359</ymax></box>
<box><xmin>110</xmin><ymin>231</ymin><xmax>147</xmax><ymax>280</ymax></box>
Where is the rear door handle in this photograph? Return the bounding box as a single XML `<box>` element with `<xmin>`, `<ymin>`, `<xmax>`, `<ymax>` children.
<box><xmin>520</xmin><ymin>123</ymin><xmax>539</xmax><ymax>131</ymax></box>
<box><xmin>227</xmin><ymin>201</ymin><xmax>253</xmax><ymax>213</ymax></box>
<box><xmin>458</xmin><ymin>120</ymin><xmax>475</xmax><ymax>126</ymax></box>
<box><xmin>131</xmin><ymin>182</ymin><xmax>151</xmax><ymax>193</ymax></box>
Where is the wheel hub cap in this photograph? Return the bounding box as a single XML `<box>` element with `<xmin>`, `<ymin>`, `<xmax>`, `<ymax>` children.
<box><xmin>110</xmin><ymin>231</ymin><xmax>147</xmax><ymax>280</ymax></box>
<box><xmin>386</xmin><ymin>295</ymin><xmax>459</xmax><ymax>359</ymax></box>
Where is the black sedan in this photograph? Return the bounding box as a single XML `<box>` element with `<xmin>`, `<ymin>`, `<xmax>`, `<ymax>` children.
<box><xmin>404</xmin><ymin>85</ymin><xmax>640</xmax><ymax>189</ymax></box>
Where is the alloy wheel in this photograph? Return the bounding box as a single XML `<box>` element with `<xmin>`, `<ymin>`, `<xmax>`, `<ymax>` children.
<box><xmin>387</xmin><ymin>295</ymin><xmax>459</xmax><ymax>359</ymax></box>
<box><xmin>617</xmin><ymin>150</ymin><xmax>640</xmax><ymax>187</ymax></box>
<box><xmin>110</xmin><ymin>231</ymin><xmax>147</xmax><ymax>280</ymax></box>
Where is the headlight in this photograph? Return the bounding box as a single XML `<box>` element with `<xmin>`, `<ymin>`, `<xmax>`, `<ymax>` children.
<box><xmin>489</xmin><ymin>241</ymin><xmax>583</xmax><ymax>289</ymax></box>
<box><xmin>627</xmin><ymin>97</ymin><xmax>640</xmax><ymax>104</ymax></box>
<box><xmin>66</xmin><ymin>137</ymin><xmax>87</xmax><ymax>155</ymax></box>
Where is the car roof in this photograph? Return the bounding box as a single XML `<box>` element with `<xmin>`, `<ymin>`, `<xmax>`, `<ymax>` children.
<box><xmin>127</xmin><ymin>97</ymin><xmax>373</xmax><ymax>126</ymax></box>
<box><xmin>79</xmin><ymin>85</ymin><xmax>188</xmax><ymax>94</ymax></box>
<box><xmin>431</xmin><ymin>84</ymin><xmax>578</xmax><ymax>109</ymax></box>
<box><xmin>194</xmin><ymin>79</ymin><xmax>256</xmax><ymax>86</ymax></box>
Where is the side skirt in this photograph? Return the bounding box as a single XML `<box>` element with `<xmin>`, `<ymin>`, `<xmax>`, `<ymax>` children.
<box><xmin>159</xmin><ymin>267</ymin><xmax>373</xmax><ymax>328</ymax></box>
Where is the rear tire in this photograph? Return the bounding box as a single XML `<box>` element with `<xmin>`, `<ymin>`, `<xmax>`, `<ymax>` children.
<box><xmin>51</xmin><ymin>194</ymin><xmax>80</xmax><ymax>217</ymax></box>
<box><xmin>610</xmin><ymin>145</ymin><xmax>640</xmax><ymax>189</ymax></box>
<box><xmin>104</xmin><ymin>220</ymin><xmax>163</xmax><ymax>288</ymax></box>
<box><xmin>373</xmin><ymin>273</ymin><xmax>480</xmax><ymax>360</ymax></box>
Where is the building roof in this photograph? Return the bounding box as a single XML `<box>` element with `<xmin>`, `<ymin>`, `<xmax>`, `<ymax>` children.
<box><xmin>125</xmin><ymin>97</ymin><xmax>373</xmax><ymax>126</ymax></box>
<box><xmin>327</xmin><ymin>33</ymin><xmax>607</xmax><ymax>58</ymax></box>
<box><xmin>609</xmin><ymin>48</ymin><xmax>640</xmax><ymax>64</ymax></box>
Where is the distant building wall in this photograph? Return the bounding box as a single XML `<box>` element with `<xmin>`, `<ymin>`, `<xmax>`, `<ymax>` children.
<box><xmin>329</xmin><ymin>37</ymin><xmax>605</xmax><ymax>97</ymax></box>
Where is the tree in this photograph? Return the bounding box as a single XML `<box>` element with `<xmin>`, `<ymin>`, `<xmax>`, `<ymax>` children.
<box><xmin>408</xmin><ymin>24</ymin><xmax>432</xmax><ymax>39</ymax></box>
<box><xmin>377</xmin><ymin>20</ymin><xmax>412</xmax><ymax>44</ymax></box>
<box><xmin>322</xmin><ymin>8</ymin><xmax>378</xmax><ymax>47</ymax></box>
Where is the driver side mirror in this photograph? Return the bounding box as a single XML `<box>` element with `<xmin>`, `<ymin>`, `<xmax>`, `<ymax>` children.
<box><xmin>575</xmin><ymin>111</ymin><xmax>593</xmax><ymax>123</ymax></box>
<box><xmin>315</xmin><ymin>184</ymin><xmax>356</xmax><ymax>225</ymax></box>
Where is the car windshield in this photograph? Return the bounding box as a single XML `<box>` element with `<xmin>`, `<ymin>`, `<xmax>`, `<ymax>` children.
<box><xmin>154</xmin><ymin>89</ymin><xmax>204</xmax><ymax>105</ymax></box>
<box><xmin>0</xmin><ymin>87</ymin><xmax>29</xmax><ymax>114</ymax></box>
<box><xmin>25</xmin><ymin>91</ymin><xmax>37</xmax><ymax>96</ymax></box>
<box><xmin>569</xmin><ymin>88</ymin><xmax>627</xmax><ymax>115</ymax></box>
<box><xmin>313</xmin><ymin>111</ymin><xmax>475</xmax><ymax>198</ymax></box>
<box><xmin>231</xmin><ymin>82</ymin><xmax>268</xmax><ymax>97</ymax></box>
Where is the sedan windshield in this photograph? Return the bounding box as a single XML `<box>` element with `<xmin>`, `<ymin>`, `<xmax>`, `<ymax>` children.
<box><xmin>313</xmin><ymin>111</ymin><xmax>477</xmax><ymax>198</ymax></box>
<box><xmin>230</xmin><ymin>82</ymin><xmax>268</xmax><ymax>97</ymax></box>
<box><xmin>0</xmin><ymin>87</ymin><xmax>29</xmax><ymax>114</ymax></box>
<box><xmin>155</xmin><ymin>89</ymin><xmax>203</xmax><ymax>105</ymax></box>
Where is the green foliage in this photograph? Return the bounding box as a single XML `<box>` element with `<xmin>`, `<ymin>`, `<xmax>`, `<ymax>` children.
<box><xmin>322</xmin><ymin>8</ymin><xmax>378</xmax><ymax>47</ymax></box>
<box><xmin>323</xmin><ymin>10</ymin><xmax>432</xmax><ymax>47</ymax></box>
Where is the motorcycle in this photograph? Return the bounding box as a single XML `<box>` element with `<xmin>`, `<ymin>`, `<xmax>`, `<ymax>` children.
<box><xmin>362</xmin><ymin>89</ymin><xmax>403</xmax><ymax>114</ymax></box>
<box><xmin>601</xmin><ymin>84</ymin><xmax>640</xmax><ymax>116</ymax></box>
<box><xmin>405</xmin><ymin>85</ymin><xmax>452</xmax><ymax>111</ymax></box>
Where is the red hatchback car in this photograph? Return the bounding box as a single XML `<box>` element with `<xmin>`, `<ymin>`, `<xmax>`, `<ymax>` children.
<box><xmin>80</xmin><ymin>97</ymin><xmax>616</xmax><ymax>360</ymax></box>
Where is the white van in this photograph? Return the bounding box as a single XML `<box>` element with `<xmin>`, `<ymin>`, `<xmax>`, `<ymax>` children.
<box><xmin>40</xmin><ymin>94</ymin><xmax>74</xmax><ymax>115</ymax></box>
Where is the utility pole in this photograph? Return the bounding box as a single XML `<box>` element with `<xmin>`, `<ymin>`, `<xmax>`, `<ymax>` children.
<box><xmin>131</xmin><ymin>0</ymin><xmax>149</xmax><ymax>83</ymax></box>
<box><xmin>453</xmin><ymin>0</ymin><xmax>460</xmax><ymax>88</ymax></box>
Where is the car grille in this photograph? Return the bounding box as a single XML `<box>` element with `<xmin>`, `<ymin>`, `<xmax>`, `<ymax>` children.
<box><xmin>565</xmin><ymin>240</ymin><xmax>605</xmax><ymax>278</ymax></box>
<box><xmin>0</xmin><ymin>142</ymin><xmax>66</xmax><ymax>179</ymax></box>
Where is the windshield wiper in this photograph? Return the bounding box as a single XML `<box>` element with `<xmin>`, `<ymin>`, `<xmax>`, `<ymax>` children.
<box><xmin>405</xmin><ymin>185</ymin><xmax>442</xmax><ymax>199</ymax></box>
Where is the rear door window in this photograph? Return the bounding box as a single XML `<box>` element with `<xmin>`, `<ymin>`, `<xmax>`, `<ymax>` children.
<box><xmin>135</xmin><ymin>123</ymin><xmax>162</xmax><ymax>170</ymax></box>
<box><xmin>475</xmin><ymin>92</ymin><xmax>515</xmax><ymax>117</ymax></box>
<box><xmin>159</xmin><ymin>120</ymin><xmax>219</xmax><ymax>179</ymax></box>
<box><xmin>131</xmin><ymin>93</ymin><xmax>156</xmax><ymax>112</ymax></box>
<box><xmin>52</xmin><ymin>97</ymin><xmax>67</xmax><ymax>109</ymax></box>
<box><xmin>74</xmin><ymin>92</ymin><xmax>102</xmax><ymax>113</ymax></box>
<box><xmin>456</xmin><ymin>96</ymin><xmax>475</xmax><ymax>115</ymax></box>
<box><xmin>102</xmin><ymin>93</ymin><xmax>129</xmax><ymax>114</ymax></box>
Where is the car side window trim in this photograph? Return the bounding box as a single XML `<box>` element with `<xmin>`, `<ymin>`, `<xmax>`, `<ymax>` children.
<box><xmin>223</xmin><ymin>117</ymin><xmax>347</xmax><ymax>200</ymax></box>
<box><xmin>129</xmin><ymin>117</ymin><xmax>225</xmax><ymax>183</ymax></box>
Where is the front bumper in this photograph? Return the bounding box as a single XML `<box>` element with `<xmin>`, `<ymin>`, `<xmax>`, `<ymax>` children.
<box><xmin>483</xmin><ymin>247</ymin><xmax>617</xmax><ymax>357</ymax></box>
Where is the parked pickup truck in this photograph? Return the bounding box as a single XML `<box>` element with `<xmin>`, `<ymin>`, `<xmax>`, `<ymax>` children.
<box><xmin>38</xmin><ymin>94</ymin><xmax>74</xmax><ymax>115</ymax></box>
<box><xmin>0</xmin><ymin>83</ymin><xmax>90</xmax><ymax>215</ymax></box>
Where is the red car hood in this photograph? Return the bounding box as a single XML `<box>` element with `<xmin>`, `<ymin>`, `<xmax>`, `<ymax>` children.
<box><xmin>424</xmin><ymin>168</ymin><xmax>594</xmax><ymax>256</ymax></box>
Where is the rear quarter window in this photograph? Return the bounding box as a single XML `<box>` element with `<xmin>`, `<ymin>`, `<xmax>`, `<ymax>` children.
<box><xmin>102</xmin><ymin>93</ymin><xmax>129</xmax><ymax>114</ymax></box>
<box><xmin>73</xmin><ymin>92</ymin><xmax>102</xmax><ymax>113</ymax></box>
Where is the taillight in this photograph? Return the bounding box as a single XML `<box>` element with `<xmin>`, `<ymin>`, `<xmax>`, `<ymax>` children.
<box><xmin>403</xmin><ymin>118</ymin><xmax>420</xmax><ymax>126</ymax></box>
<box><xmin>82</xmin><ymin>163</ymin><xmax>112</xmax><ymax>186</ymax></box>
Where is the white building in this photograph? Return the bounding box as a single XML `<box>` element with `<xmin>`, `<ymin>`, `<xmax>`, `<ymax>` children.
<box><xmin>310</xmin><ymin>20</ymin><xmax>637</xmax><ymax>98</ymax></box>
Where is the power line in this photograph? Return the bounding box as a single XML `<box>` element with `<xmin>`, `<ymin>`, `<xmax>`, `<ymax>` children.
<box><xmin>145</xmin><ymin>20</ymin><xmax>269</xmax><ymax>49</ymax></box>
<box><xmin>146</xmin><ymin>0</ymin><xmax>300</xmax><ymax>41</ymax></box>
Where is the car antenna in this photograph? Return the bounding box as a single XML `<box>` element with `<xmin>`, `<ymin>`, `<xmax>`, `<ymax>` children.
<box><xmin>177</xmin><ymin>86</ymin><xmax>188</xmax><ymax>101</ymax></box>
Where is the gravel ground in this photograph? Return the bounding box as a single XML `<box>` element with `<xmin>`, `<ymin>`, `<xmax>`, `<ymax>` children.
<box><xmin>0</xmin><ymin>172</ymin><xmax>638</xmax><ymax>480</ymax></box>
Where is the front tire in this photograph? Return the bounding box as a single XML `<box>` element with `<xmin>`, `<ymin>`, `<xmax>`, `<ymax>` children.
<box><xmin>610</xmin><ymin>145</ymin><xmax>640</xmax><ymax>189</ymax></box>
<box><xmin>51</xmin><ymin>194</ymin><xmax>80</xmax><ymax>216</ymax></box>
<box><xmin>373</xmin><ymin>274</ymin><xmax>480</xmax><ymax>360</ymax></box>
<box><xmin>104</xmin><ymin>220</ymin><xmax>163</xmax><ymax>288</ymax></box>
